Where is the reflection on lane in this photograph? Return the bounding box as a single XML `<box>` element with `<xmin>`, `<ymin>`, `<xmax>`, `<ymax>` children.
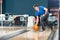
<box><xmin>33</xmin><ymin>32</ymin><xmax>39</xmax><ymax>40</ymax></box>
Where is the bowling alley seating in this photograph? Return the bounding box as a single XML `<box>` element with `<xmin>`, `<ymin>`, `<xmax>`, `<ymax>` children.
<box><xmin>14</xmin><ymin>15</ymin><xmax>28</xmax><ymax>26</ymax></box>
<box><xmin>27</xmin><ymin>16</ymin><xmax>34</xmax><ymax>27</ymax></box>
<box><xmin>48</xmin><ymin>13</ymin><xmax>58</xmax><ymax>27</ymax></box>
<box><xmin>4</xmin><ymin>13</ymin><xmax>14</xmax><ymax>26</ymax></box>
<box><xmin>14</xmin><ymin>16</ymin><xmax>22</xmax><ymax>25</ymax></box>
<box><xmin>0</xmin><ymin>14</ymin><xmax>5</xmax><ymax>26</ymax></box>
<box><xmin>0</xmin><ymin>13</ymin><xmax>14</xmax><ymax>26</ymax></box>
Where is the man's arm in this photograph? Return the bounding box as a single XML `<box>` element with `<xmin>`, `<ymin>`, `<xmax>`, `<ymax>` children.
<box><xmin>43</xmin><ymin>7</ymin><xmax>48</xmax><ymax>16</ymax></box>
<box><xmin>35</xmin><ymin>16</ymin><xmax>39</xmax><ymax>25</ymax></box>
<box><xmin>44</xmin><ymin>7</ymin><xmax>48</xmax><ymax>13</ymax></box>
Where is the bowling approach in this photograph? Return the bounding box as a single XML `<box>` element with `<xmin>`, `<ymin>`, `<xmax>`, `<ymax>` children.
<box><xmin>0</xmin><ymin>27</ymin><xmax>52</xmax><ymax>40</ymax></box>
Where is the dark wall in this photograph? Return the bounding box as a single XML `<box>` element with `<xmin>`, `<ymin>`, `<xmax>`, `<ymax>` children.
<box><xmin>48</xmin><ymin>0</ymin><xmax>59</xmax><ymax>13</ymax></box>
<box><xmin>2</xmin><ymin>0</ymin><xmax>6</xmax><ymax>14</ymax></box>
<box><xmin>2</xmin><ymin>0</ymin><xmax>48</xmax><ymax>16</ymax></box>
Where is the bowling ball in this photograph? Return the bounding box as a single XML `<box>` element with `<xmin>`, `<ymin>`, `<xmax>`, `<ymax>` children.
<box><xmin>33</xmin><ymin>25</ymin><xmax>38</xmax><ymax>31</ymax></box>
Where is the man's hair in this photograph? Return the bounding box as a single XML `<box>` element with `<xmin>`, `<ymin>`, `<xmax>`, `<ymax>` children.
<box><xmin>33</xmin><ymin>4</ymin><xmax>39</xmax><ymax>7</ymax></box>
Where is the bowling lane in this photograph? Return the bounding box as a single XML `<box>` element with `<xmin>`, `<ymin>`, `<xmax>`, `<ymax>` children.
<box><xmin>0</xmin><ymin>27</ymin><xmax>29</xmax><ymax>40</ymax></box>
<box><xmin>0</xmin><ymin>27</ymin><xmax>57</xmax><ymax>40</ymax></box>
<box><xmin>0</xmin><ymin>27</ymin><xmax>25</xmax><ymax>37</ymax></box>
<box><xmin>0</xmin><ymin>29</ymin><xmax>29</xmax><ymax>40</ymax></box>
<box><xmin>9</xmin><ymin>29</ymin><xmax>51</xmax><ymax>40</ymax></box>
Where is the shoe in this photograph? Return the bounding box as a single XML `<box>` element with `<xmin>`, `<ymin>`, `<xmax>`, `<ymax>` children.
<box><xmin>39</xmin><ymin>29</ymin><xmax>45</xmax><ymax>32</ymax></box>
<box><xmin>42</xmin><ymin>30</ymin><xmax>45</xmax><ymax>32</ymax></box>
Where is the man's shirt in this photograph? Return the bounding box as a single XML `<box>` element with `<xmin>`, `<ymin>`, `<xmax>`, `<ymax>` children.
<box><xmin>35</xmin><ymin>6</ymin><xmax>45</xmax><ymax>16</ymax></box>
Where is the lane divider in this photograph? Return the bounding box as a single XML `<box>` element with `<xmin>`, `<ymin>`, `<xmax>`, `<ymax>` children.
<box><xmin>48</xmin><ymin>31</ymin><xmax>56</xmax><ymax>40</ymax></box>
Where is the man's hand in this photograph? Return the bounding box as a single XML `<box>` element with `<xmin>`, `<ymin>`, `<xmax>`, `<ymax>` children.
<box><xmin>42</xmin><ymin>14</ymin><xmax>46</xmax><ymax>16</ymax></box>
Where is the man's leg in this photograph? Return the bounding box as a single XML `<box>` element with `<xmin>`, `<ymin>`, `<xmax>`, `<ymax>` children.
<box><xmin>40</xmin><ymin>16</ymin><xmax>46</xmax><ymax>31</ymax></box>
<box><xmin>40</xmin><ymin>12</ymin><xmax>49</xmax><ymax>31</ymax></box>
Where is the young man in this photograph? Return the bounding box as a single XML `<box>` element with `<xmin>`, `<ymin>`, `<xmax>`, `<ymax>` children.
<box><xmin>33</xmin><ymin>4</ymin><xmax>49</xmax><ymax>31</ymax></box>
